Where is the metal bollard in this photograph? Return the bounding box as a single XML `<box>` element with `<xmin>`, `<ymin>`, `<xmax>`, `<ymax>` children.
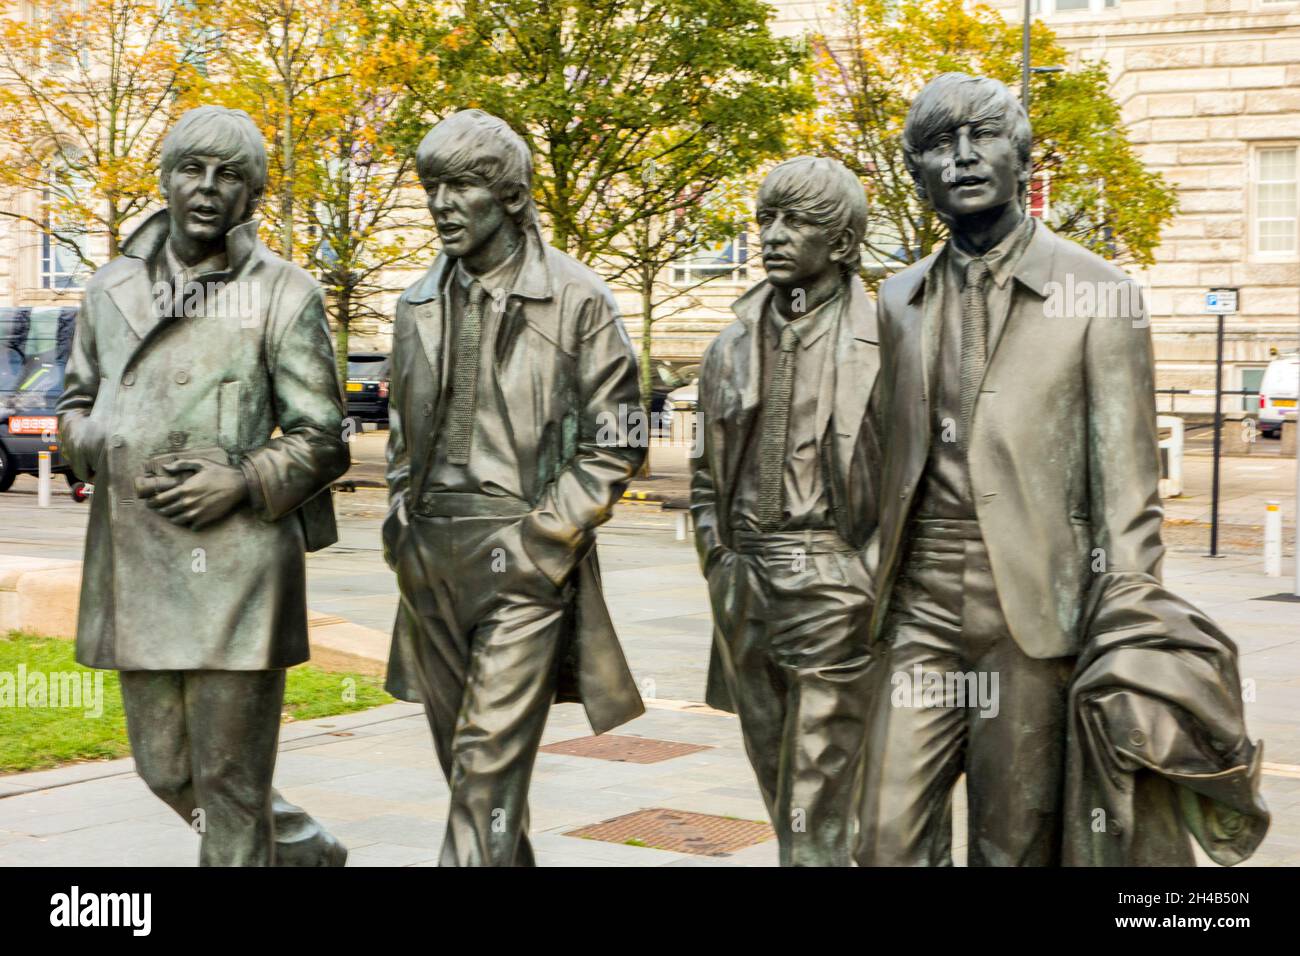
<box><xmin>37</xmin><ymin>450</ymin><xmax>51</xmax><ymax>508</ymax></box>
<box><xmin>1265</xmin><ymin>500</ymin><xmax>1282</xmax><ymax>578</ymax></box>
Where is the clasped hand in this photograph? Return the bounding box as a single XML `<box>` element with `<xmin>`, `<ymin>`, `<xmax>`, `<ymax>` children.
<box><xmin>139</xmin><ymin>459</ymin><xmax>249</xmax><ymax>530</ymax></box>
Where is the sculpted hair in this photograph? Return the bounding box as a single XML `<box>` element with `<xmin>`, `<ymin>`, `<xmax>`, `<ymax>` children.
<box><xmin>757</xmin><ymin>156</ymin><xmax>868</xmax><ymax>276</ymax></box>
<box><xmin>160</xmin><ymin>106</ymin><xmax>268</xmax><ymax>214</ymax></box>
<box><xmin>416</xmin><ymin>109</ymin><xmax>540</xmax><ymax>231</ymax></box>
<box><xmin>902</xmin><ymin>73</ymin><xmax>1033</xmax><ymax>202</ymax></box>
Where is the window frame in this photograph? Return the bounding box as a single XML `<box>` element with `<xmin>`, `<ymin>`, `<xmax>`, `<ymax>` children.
<box><xmin>1251</xmin><ymin>143</ymin><xmax>1299</xmax><ymax>260</ymax></box>
<box><xmin>670</xmin><ymin>231</ymin><xmax>749</xmax><ymax>287</ymax></box>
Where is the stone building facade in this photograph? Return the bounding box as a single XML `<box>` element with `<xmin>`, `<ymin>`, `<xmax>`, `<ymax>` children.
<box><xmin>6</xmin><ymin>0</ymin><xmax>1296</xmax><ymax>403</ymax></box>
<box><xmin>989</xmin><ymin>0</ymin><xmax>1300</xmax><ymax>409</ymax></box>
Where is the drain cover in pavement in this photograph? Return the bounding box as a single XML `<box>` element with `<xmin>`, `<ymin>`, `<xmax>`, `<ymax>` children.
<box><xmin>540</xmin><ymin>734</ymin><xmax>711</xmax><ymax>764</ymax></box>
<box><xmin>566</xmin><ymin>808</ymin><xmax>774</xmax><ymax>856</ymax></box>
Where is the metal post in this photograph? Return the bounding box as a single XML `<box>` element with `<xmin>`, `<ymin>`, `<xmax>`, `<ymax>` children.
<box><xmin>1209</xmin><ymin>314</ymin><xmax>1224</xmax><ymax>557</ymax></box>
<box><xmin>1265</xmin><ymin>501</ymin><xmax>1282</xmax><ymax>577</ymax></box>
<box><xmin>1022</xmin><ymin>0</ymin><xmax>1032</xmax><ymax>109</ymax></box>
<box><xmin>1294</xmin><ymin>410</ymin><xmax>1299</xmax><ymax>594</ymax></box>
<box><xmin>37</xmin><ymin>450</ymin><xmax>51</xmax><ymax>508</ymax></box>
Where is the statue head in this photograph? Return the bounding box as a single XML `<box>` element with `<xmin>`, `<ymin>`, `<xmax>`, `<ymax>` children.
<box><xmin>415</xmin><ymin>109</ymin><xmax>539</xmax><ymax>266</ymax></box>
<box><xmin>902</xmin><ymin>73</ymin><xmax>1031</xmax><ymax>229</ymax></box>
<box><xmin>756</xmin><ymin>156</ymin><xmax>867</xmax><ymax>292</ymax></box>
<box><xmin>160</xmin><ymin>106</ymin><xmax>267</xmax><ymax>251</ymax></box>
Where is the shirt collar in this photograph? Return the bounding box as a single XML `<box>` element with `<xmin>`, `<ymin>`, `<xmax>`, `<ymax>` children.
<box><xmin>947</xmin><ymin>215</ymin><xmax>1036</xmax><ymax>289</ymax></box>
<box><xmin>765</xmin><ymin>286</ymin><xmax>842</xmax><ymax>350</ymax></box>
<box><xmin>164</xmin><ymin>237</ymin><xmax>229</xmax><ymax>284</ymax></box>
<box><xmin>452</xmin><ymin>241</ymin><xmax>525</xmax><ymax>299</ymax></box>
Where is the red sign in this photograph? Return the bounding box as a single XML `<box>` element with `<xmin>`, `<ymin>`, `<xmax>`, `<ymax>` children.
<box><xmin>8</xmin><ymin>415</ymin><xmax>58</xmax><ymax>435</ymax></box>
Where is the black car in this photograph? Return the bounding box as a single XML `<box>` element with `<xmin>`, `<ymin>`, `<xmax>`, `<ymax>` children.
<box><xmin>345</xmin><ymin>352</ymin><xmax>391</xmax><ymax>427</ymax></box>
<box><xmin>0</xmin><ymin>305</ymin><xmax>81</xmax><ymax>494</ymax></box>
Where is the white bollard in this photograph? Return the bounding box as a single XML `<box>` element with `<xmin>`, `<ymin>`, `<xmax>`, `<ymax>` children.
<box><xmin>1157</xmin><ymin>415</ymin><xmax>1184</xmax><ymax>498</ymax></box>
<box><xmin>675</xmin><ymin>511</ymin><xmax>687</xmax><ymax>541</ymax></box>
<box><xmin>1264</xmin><ymin>500</ymin><xmax>1282</xmax><ymax>578</ymax></box>
<box><xmin>37</xmin><ymin>450</ymin><xmax>51</xmax><ymax>508</ymax></box>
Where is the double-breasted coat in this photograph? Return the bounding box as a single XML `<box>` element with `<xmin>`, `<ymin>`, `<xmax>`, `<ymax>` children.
<box><xmin>57</xmin><ymin>210</ymin><xmax>349</xmax><ymax>671</ymax></box>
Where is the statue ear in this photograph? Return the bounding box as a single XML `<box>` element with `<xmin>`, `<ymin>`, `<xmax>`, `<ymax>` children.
<box><xmin>242</xmin><ymin>185</ymin><xmax>264</xmax><ymax>221</ymax></box>
<box><xmin>500</xmin><ymin>183</ymin><xmax>528</xmax><ymax>218</ymax></box>
<box><xmin>828</xmin><ymin>225</ymin><xmax>855</xmax><ymax>265</ymax></box>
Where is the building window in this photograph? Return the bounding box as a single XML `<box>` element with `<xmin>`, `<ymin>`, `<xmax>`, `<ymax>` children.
<box><xmin>1254</xmin><ymin>146</ymin><xmax>1298</xmax><ymax>256</ymax></box>
<box><xmin>1035</xmin><ymin>0</ymin><xmax>1118</xmax><ymax>12</ymax></box>
<box><xmin>39</xmin><ymin>179</ymin><xmax>89</xmax><ymax>290</ymax></box>
<box><xmin>672</xmin><ymin>233</ymin><xmax>748</xmax><ymax>285</ymax></box>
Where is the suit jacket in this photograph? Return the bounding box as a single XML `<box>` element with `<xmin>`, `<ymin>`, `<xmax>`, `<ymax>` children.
<box><xmin>381</xmin><ymin>226</ymin><xmax>645</xmax><ymax>735</ymax></box>
<box><xmin>871</xmin><ymin>222</ymin><xmax>1164</xmax><ymax>659</ymax></box>
<box><xmin>57</xmin><ymin>210</ymin><xmax>349</xmax><ymax>670</ymax></box>
<box><xmin>691</xmin><ymin>275</ymin><xmax>881</xmax><ymax>711</ymax></box>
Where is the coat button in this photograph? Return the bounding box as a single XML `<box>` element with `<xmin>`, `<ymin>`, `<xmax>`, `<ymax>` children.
<box><xmin>111</xmin><ymin>435</ymin><xmax>124</xmax><ymax>448</ymax></box>
<box><xmin>1128</xmin><ymin>729</ymin><xmax>1145</xmax><ymax>747</ymax></box>
<box><xmin>422</xmin><ymin>401</ymin><xmax>434</xmax><ymax>417</ymax></box>
<box><xmin>174</xmin><ymin>370</ymin><xmax>190</xmax><ymax>384</ymax></box>
<box><xmin>1220</xmin><ymin>810</ymin><xmax>1244</xmax><ymax>836</ymax></box>
<box><xmin>168</xmin><ymin>431</ymin><xmax>187</xmax><ymax>448</ymax></box>
<box><xmin>122</xmin><ymin>372</ymin><xmax>136</xmax><ymax>387</ymax></box>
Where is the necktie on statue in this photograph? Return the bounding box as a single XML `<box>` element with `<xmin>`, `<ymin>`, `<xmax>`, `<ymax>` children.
<box><xmin>959</xmin><ymin>258</ymin><xmax>990</xmax><ymax>454</ymax></box>
<box><xmin>446</xmin><ymin>280</ymin><xmax>485</xmax><ymax>465</ymax></box>
<box><xmin>757</xmin><ymin>321</ymin><xmax>800</xmax><ymax>532</ymax></box>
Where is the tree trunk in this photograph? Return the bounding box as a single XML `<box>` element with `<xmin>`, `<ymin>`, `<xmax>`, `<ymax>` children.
<box><xmin>638</xmin><ymin>274</ymin><xmax>654</xmax><ymax>479</ymax></box>
<box><xmin>106</xmin><ymin>197</ymin><xmax>120</xmax><ymax>259</ymax></box>
<box><xmin>334</xmin><ymin>284</ymin><xmax>350</xmax><ymax>385</ymax></box>
<box><xmin>279</xmin><ymin>46</ymin><xmax>294</xmax><ymax>260</ymax></box>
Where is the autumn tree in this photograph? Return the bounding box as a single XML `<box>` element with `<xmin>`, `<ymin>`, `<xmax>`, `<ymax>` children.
<box><xmin>188</xmin><ymin>0</ymin><xmax>356</xmax><ymax>261</ymax></box>
<box><xmin>295</xmin><ymin>20</ymin><xmax>437</xmax><ymax>380</ymax></box>
<box><xmin>191</xmin><ymin>0</ymin><xmax>440</xmax><ymax>378</ymax></box>
<box><xmin>0</xmin><ymin>0</ymin><xmax>203</xmax><ymax>275</ymax></box>
<box><xmin>392</xmin><ymin>0</ymin><xmax>811</xmax><ymax>470</ymax></box>
<box><xmin>802</xmin><ymin>0</ymin><xmax>1177</xmax><ymax>287</ymax></box>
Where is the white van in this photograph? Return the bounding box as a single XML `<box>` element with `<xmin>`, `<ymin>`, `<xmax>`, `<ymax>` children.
<box><xmin>1259</xmin><ymin>352</ymin><xmax>1300</xmax><ymax>438</ymax></box>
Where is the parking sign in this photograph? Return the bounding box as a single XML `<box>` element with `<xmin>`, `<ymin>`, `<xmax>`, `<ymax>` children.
<box><xmin>1206</xmin><ymin>288</ymin><xmax>1238</xmax><ymax>314</ymax></box>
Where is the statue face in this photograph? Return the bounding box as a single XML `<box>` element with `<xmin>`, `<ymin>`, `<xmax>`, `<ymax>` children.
<box><xmin>164</xmin><ymin>154</ymin><xmax>252</xmax><ymax>247</ymax></box>
<box><xmin>914</xmin><ymin>116</ymin><xmax>1022</xmax><ymax>223</ymax></box>
<box><xmin>757</xmin><ymin>204</ymin><xmax>843</xmax><ymax>291</ymax></box>
<box><xmin>423</xmin><ymin>170</ymin><xmax>511</xmax><ymax>260</ymax></box>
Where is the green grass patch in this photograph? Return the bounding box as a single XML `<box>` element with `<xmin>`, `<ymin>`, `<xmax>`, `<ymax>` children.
<box><xmin>0</xmin><ymin>631</ymin><xmax>393</xmax><ymax>774</ymax></box>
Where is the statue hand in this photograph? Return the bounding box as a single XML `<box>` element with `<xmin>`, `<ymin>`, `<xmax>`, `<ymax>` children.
<box><xmin>145</xmin><ymin>459</ymin><xmax>249</xmax><ymax>531</ymax></box>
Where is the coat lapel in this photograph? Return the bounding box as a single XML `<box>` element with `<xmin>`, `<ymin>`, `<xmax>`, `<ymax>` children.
<box><xmin>709</xmin><ymin>283</ymin><xmax>767</xmax><ymax>537</ymax></box>
<box><xmin>987</xmin><ymin>222</ymin><xmax>1055</xmax><ymax>362</ymax></box>
<box><xmin>403</xmin><ymin>256</ymin><xmax>450</xmax><ymax>383</ymax></box>
<box><xmin>114</xmin><ymin>212</ymin><xmax>269</xmax><ymax>361</ymax></box>
<box><xmin>729</xmin><ymin>281</ymin><xmax>767</xmax><ymax>419</ymax></box>
<box><xmin>109</xmin><ymin>210</ymin><xmax>171</xmax><ymax>342</ymax></box>
<box><xmin>902</xmin><ymin>250</ymin><xmax>943</xmax><ymax>473</ymax></box>
<box><xmin>106</xmin><ymin>265</ymin><xmax>160</xmax><ymax>343</ymax></box>
<box><xmin>830</xmin><ymin>276</ymin><xmax>880</xmax><ymax>486</ymax></box>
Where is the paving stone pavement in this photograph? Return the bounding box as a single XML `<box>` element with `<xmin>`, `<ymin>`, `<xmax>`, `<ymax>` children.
<box><xmin>2</xmin><ymin>694</ymin><xmax>1298</xmax><ymax>866</ymax></box>
<box><xmin>2</xmin><ymin>463</ymin><xmax>1299</xmax><ymax>865</ymax></box>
